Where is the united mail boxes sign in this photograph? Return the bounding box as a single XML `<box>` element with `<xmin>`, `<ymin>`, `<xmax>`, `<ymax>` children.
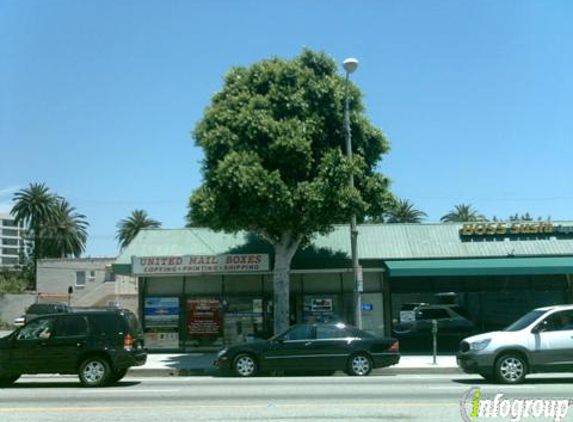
<box><xmin>132</xmin><ymin>254</ymin><xmax>270</xmax><ymax>275</ymax></box>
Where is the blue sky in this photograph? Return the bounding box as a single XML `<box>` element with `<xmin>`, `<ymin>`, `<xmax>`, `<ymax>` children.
<box><xmin>1</xmin><ymin>0</ymin><xmax>572</xmax><ymax>257</ymax></box>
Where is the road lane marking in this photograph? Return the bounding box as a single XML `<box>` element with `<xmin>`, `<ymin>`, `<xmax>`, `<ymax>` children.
<box><xmin>82</xmin><ymin>389</ymin><xmax>180</xmax><ymax>394</ymax></box>
<box><xmin>0</xmin><ymin>401</ymin><xmax>462</xmax><ymax>413</ymax></box>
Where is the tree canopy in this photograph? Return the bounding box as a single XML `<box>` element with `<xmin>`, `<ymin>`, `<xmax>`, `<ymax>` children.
<box><xmin>187</xmin><ymin>50</ymin><xmax>393</xmax><ymax>333</ymax></box>
<box><xmin>188</xmin><ymin>49</ymin><xmax>392</xmax><ymax>242</ymax></box>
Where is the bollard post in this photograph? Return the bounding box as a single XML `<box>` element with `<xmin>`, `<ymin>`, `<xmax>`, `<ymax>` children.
<box><xmin>431</xmin><ymin>319</ymin><xmax>438</xmax><ymax>365</ymax></box>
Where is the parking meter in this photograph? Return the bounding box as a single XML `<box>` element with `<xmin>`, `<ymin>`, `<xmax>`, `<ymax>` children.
<box><xmin>432</xmin><ymin>319</ymin><xmax>438</xmax><ymax>364</ymax></box>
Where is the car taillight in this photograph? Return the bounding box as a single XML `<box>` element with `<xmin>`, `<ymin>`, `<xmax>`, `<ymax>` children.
<box><xmin>388</xmin><ymin>340</ymin><xmax>399</xmax><ymax>353</ymax></box>
<box><xmin>123</xmin><ymin>334</ymin><xmax>134</xmax><ymax>349</ymax></box>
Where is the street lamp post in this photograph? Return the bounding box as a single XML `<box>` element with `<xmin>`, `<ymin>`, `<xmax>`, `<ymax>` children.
<box><xmin>343</xmin><ymin>57</ymin><xmax>362</xmax><ymax>329</ymax></box>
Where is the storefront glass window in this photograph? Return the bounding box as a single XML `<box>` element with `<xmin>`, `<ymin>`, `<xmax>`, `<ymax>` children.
<box><xmin>222</xmin><ymin>297</ymin><xmax>263</xmax><ymax>344</ymax></box>
<box><xmin>303</xmin><ymin>295</ymin><xmax>342</xmax><ymax>323</ymax></box>
<box><xmin>143</xmin><ymin>297</ymin><xmax>180</xmax><ymax>349</ymax></box>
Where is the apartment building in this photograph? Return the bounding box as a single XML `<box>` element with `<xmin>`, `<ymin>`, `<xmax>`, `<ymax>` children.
<box><xmin>0</xmin><ymin>212</ymin><xmax>24</xmax><ymax>269</ymax></box>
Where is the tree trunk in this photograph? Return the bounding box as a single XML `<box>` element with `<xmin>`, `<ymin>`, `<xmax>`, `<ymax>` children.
<box><xmin>272</xmin><ymin>234</ymin><xmax>300</xmax><ymax>335</ymax></box>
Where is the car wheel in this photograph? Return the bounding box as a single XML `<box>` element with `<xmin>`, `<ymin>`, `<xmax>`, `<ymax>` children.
<box><xmin>233</xmin><ymin>353</ymin><xmax>258</xmax><ymax>377</ymax></box>
<box><xmin>495</xmin><ymin>354</ymin><xmax>527</xmax><ymax>384</ymax></box>
<box><xmin>79</xmin><ymin>357</ymin><xmax>111</xmax><ymax>387</ymax></box>
<box><xmin>347</xmin><ymin>353</ymin><xmax>372</xmax><ymax>376</ymax></box>
<box><xmin>0</xmin><ymin>375</ymin><xmax>20</xmax><ymax>387</ymax></box>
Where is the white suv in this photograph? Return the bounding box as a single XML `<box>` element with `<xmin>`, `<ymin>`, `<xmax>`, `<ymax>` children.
<box><xmin>457</xmin><ymin>304</ymin><xmax>573</xmax><ymax>384</ymax></box>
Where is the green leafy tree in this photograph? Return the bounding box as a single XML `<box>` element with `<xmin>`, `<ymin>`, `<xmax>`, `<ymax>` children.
<box><xmin>385</xmin><ymin>199</ymin><xmax>427</xmax><ymax>223</ymax></box>
<box><xmin>187</xmin><ymin>50</ymin><xmax>392</xmax><ymax>334</ymax></box>
<box><xmin>440</xmin><ymin>204</ymin><xmax>487</xmax><ymax>223</ymax></box>
<box><xmin>0</xmin><ymin>270</ymin><xmax>28</xmax><ymax>295</ymax></box>
<box><xmin>116</xmin><ymin>210</ymin><xmax>161</xmax><ymax>250</ymax></box>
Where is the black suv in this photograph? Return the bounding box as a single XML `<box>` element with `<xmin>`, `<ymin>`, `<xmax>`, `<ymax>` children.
<box><xmin>24</xmin><ymin>302</ymin><xmax>70</xmax><ymax>323</ymax></box>
<box><xmin>0</xmin><ymin>308</ymin><xmax>147</xmax><ymax>387</ymax></box>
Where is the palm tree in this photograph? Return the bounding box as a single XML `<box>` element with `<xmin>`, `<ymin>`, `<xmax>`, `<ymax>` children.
<box><xmin>12</xmin><ymin>183</ymin><xmax>89</xmax><ymax>288</ymax></box>
<box><xmin>116</xmin><ymin>209</ymin><xmax>161</xmax><ymax>250</ymax></box>
<box><xmin>440</xmin><ymin>204</ymin><xmax>487</xmax><ymax>223</ymax></box>
<box><xmin>385</xmin><ymin>199</ymin><xmax>427</xmax><ymax>223</ymax></box>
<box><xmin>12</xmin><ymin>183</ymin><xmax>58</xmax><ymax>266</ymax></box>
<box><xmin>43</xmin><ymin>199</ymin><xmax>89</xmax><ymax>258</ymax></box>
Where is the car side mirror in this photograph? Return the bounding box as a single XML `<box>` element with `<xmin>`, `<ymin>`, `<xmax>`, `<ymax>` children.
<box><xmin>276</xmin><ymin>336</ymin><xmax>286</xmax><ymax>343</ymax></box>
<box><xmin>532</xmin><ymin>320</ymin><xmax>549</xmax><ymax>334</ymax></box>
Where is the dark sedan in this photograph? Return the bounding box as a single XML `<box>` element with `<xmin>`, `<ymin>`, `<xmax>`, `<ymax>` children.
<box><xmin>215</xmin><ymin>322</ymin><xmax>400</xmax><ymax>377</ymax></box>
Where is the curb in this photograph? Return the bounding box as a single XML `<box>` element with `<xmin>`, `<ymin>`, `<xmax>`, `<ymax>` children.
<box><xmin>127</xmin><ymin>366</ymin><xmax>462</xmax><ymax>377</ymax></box>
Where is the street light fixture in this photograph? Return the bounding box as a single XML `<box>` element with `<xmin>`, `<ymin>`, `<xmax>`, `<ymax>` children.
<box><xmin>342</xmin><ymin>57</ymin><xmax>362</xmax><ymax>329</ymax></box>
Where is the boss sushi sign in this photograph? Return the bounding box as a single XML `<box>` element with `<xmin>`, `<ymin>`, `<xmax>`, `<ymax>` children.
<box><xmin>460</xmin><ymin>222</ymin><xmax>573</xmax><ymax>238</ymax></box>
<box><xmin>132</xmin><ymin>254</ymin><xmax>270</xmax><ymax>274</ymax></box>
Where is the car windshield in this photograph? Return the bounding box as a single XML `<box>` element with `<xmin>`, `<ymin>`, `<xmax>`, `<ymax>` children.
<box><xmin>503</xmin><ymin>309</ymin><xmax>546</xmax><ymax>332</ymax></box>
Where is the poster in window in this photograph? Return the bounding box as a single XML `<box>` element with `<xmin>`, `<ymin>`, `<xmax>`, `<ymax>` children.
<box><xmin>187</xmin><ymin>299</ymin><xmax>222</xmax><ymax>336</ymax></box>
<box><xmin>144</xmin><ymin>297</ymin><xmax>180</xmax><ymax>328</ymax></box>
<box><xmin>311</xmin><ymin>298</ymin><xmax>333</xmax><ymax>312</ymax></box>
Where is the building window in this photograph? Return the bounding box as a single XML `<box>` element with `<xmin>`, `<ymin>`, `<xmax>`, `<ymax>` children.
<box><xmin>2</xmin><ymin>219</ymin><xmax>17</xmax><ymax>227</ymax></box>
<box><xmin>1</xmin><ymin>257</ymin><xmax>18</xmax><ymax>265</ymax></box>
<box><xmin>76</xmin><ymin>271</ymin><xmax>86</xmax><ymax>286</ymax></box>
<box><xmin>2</xmin><ymin>238</ymin><xmax>18</xmax><ymax>246</ymax></box>
<box><xmin>104</xmin><ymin>267</ymin><xmax>116</xmax><ymax>282</ymax></box>
<box><xmin>2</xmin><ymin>248</ymin><xmax>19</xmax><ymax>256</ymax></box>
<box><xmin>2</xmin><ymin>229</ymin><xmax>18</xmax><ymax>237</ymax></box>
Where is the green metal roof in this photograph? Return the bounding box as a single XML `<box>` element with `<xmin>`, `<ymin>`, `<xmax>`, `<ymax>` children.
<box><xmin>385</xmin><ymin>256</ymin><xmax>573</xmax><ymax>277</ymax></box>
<box><xmin>113</xmin><ymin>223</ymin><xmax>573</xmax><ymax>275</ymax></box>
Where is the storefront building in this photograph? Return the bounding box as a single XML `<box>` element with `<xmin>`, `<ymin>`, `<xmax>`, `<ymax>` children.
<box><xmin>113</xmin><ymin>222</ymin><xmax>573</xmax><ymax>351</ymax></box>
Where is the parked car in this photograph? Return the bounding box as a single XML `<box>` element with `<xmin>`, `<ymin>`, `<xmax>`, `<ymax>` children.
<box><xmin>24</xmin><ymin>302</ymin><xmax>70</xmax><ymax>323</ymax></box>
<box><xmin>398</xmin><ymin>302</ymin><xmax>429</xmax><ymax>323</ymax></box>
<box><xmin>0</xmin><ymin>308</ymin><xmax>147</xmax><ymax>387</ymax></box>
<box><xmin>393</xmin><ymin>304</ymin><xmax>477</xmax><ymax>337</ymax></box>
<box><xmin>215</xmin><ymin>322</ymin><xmax>400</xmax><ymax>377</ymax></box>
<box><xmin>12</xmin><ymin>316</ymin><xmax>25</xmax><ymax>327</ymax></box>
<box><xmin>457</xmin><ymin>304</ymin><xmax>573</xmax><ymax>384</ymax></box>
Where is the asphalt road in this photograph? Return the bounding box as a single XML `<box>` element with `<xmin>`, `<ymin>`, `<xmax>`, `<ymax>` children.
<box><xmin>1</xmin><ymin>373</ymin><xmax>573</xmax><ymax>422</ymax></box>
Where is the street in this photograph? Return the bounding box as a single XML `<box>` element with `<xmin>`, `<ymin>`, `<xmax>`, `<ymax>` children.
<box><xmin>1</xmin><ymin>373</ymin><xmax>573</xmax><ymax>422</ymax></box>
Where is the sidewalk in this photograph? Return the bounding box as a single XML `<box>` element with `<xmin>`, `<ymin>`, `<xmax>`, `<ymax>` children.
<box><xmin>129</xmin><ymin>353</ymin><xmax>461</xmax><ymax>376</ymax></box>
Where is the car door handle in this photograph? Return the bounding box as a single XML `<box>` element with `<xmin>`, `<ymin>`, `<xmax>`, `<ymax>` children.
<box><xmin>305</xmin><ymin>341</ymin><xmax>313</xmax><ymax>346</ymax></box>
<box><xmin>76</xmin><ymin>341</ymin><xmax>86</xmax><ymax>348</ymax></box>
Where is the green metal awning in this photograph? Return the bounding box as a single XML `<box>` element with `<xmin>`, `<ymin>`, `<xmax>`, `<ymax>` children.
<box><xmin>385</xmin><ymin>257</ymin><xmax>573</xmax><ymax>277</ymax></box>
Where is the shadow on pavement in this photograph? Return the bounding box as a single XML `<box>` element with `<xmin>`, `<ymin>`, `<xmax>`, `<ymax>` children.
<box><xmin>453</xmin><ymin>377</ymin><xmax>573</xmax><ymax>385</ymax></box>
<box><xmin>3</xmin><ymin>380</ymin><xmax>141</xmax><ymax>389</ymax></box>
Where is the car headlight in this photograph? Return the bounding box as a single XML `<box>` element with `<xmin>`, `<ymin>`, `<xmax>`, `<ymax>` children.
<box><xmin>469</xmin><ymin>339</ymin><xmax>491</xmax><ymax>352</ymax></box>
<box><xmin>217</xmin><ymin>348</ymin><xmax>229</xmax><ymax>358</ymax></box>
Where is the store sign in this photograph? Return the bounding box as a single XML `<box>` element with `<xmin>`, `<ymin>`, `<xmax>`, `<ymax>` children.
<box><xmin>460</xmin><ymin>222</ymin><xmax>573</xmax><ymax>238</ymax></box>
<box><xmin>132</xmin><ymin>254</ymin><xmax>269</xmax><ymax>274</ymax></box>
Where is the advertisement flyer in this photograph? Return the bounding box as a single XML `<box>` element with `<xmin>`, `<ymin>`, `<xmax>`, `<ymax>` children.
<box><xmin>187</xmin><ymin>299</ymin><xmax>222</xmax><ymax>336</ymax></box>
<box><xmin>144</xmin><ymin>297</ymin><xmax>180</xmax><ymax>328</ymax></box>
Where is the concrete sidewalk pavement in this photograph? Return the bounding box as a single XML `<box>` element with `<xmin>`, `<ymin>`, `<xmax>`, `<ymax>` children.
<box><xmin>129</xmin><ymin>353</ymin><xmax>462</xmax><ymax>376</ymax></box>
